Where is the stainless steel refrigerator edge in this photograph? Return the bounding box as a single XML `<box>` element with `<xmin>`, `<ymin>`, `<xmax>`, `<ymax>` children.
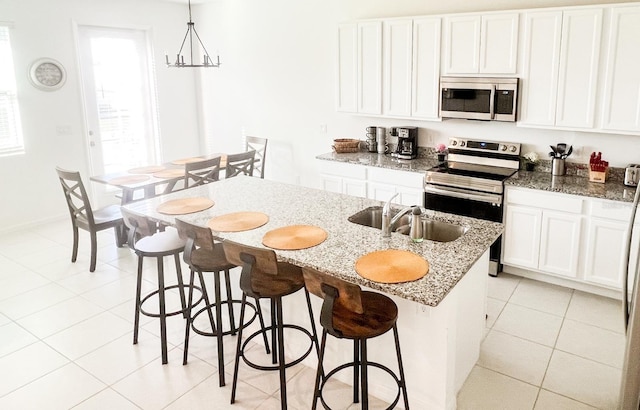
<box><xmin>620</xmin><ymin>184</ymin><xmax>640</xmax><ymax>410</ymax></box>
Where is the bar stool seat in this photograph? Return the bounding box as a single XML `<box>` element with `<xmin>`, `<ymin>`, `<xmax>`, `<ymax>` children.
<box><xmin>302</xmin><ymin>266</ymin><xmax>410</xmax><ymax>410</ymax></box>
<box><xmin>121</xmin><ymin>208</ymin><xmax>202</xmax><ymax>365</ymax></box>
<box><xmin>222</xmin><ymin>240</ymin><xmax>320</xmax><ymax>410</ymax></box>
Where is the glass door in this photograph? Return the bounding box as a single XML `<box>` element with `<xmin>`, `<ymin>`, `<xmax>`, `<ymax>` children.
<box><xmin>77</xmin><ymin>25</ymin><xmax>160</xmax><ymax>206</ymax></box>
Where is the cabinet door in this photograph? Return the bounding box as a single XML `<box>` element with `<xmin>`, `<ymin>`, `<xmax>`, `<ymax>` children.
<box><xmin>368</xmin><ymin>181</ymin><xmax>397</xmax><ymax>202</ymax></box>
<box><xmin>358</xmin><ymin>21</ymin><xmax>382</xmax><ymax>115</ymax></box>
<box><xmin>412</xmin><ymin>17</ymin><xmax>441</xmax><ymax>119</ymax></box>
<box><xmin>383</xmin><ymin>19</ymin><xmax>413</xmax><ymax>117</ymax></box>
<box><xmin>502</xmin><ymin>205</ymin><xmax>542</xmax><ymax>269</ymax></box>
<box><xmin>600</xmin><ymin>6</ymin><xmax>640</xmax><ymax>133</ymax></box>
<box><xmin>443</xmin><ymin>15</ymin><xmax>481</xmax><ymax>74</ymax></box>
<box><xmin>555</xmin><ymin>9</ymin><xmax>603</xmax><ymax>129</ymax></box>
<box><xmin>343</xmin><ymin>178</ymin><xmax>367</xmax><ymax>198</ymax></box>
<box><xmin>397</xmin><ymin>187</ymin><xmax>424</xmax><ymax>207</ymax></box>
<box><xmin>519</xmin><ymin>11</ymin><xmax>562</xmax><ymax>126</ymax></box>
<box><xmin>584</xmin><ymin>218</ymin><xmax>627</xmax><ymax>288</ymax></box>
<box><xmin>320</xmin><ymin>174</ymin><xmax>342</xmax><ymax>194</ymax></box>
<box><xmin>336</xmin><ymin>24</ymin><xmax>358</xmax><ymax>112</ymax></box>
<box><xmin>479</xmin><ymin>13</ymin><xmax>519</xmax><ymax>74</ymax></box>
<box><xmin>539</xmin><ymin>211</ymin><xmax>582</xmax><ymax>278</ymax></box>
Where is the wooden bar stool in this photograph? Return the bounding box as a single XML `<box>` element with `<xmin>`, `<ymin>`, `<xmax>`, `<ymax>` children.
<box><xmin>121</xmin><ymin>208</ymin><xmax>201</xmax><ymax>365</ymax></box>
<box><xmin>222</xmin><ymin>240</ymin><xmax>320</xmax><ymax>409</ymax></box>
<box><xmin>302</xmin><ymin>266</ymin><xmax>410</xmax><ymax>410</ymax></box>
<box><xmin>175</xmin><ymin>219</ymin><xmax>270</xmax><ymax>387</ymax></box>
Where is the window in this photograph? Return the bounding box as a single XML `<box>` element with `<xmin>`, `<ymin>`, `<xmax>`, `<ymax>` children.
<box><xmin>0</xmin><ymin>25</ymin><xmax>24</xmax><ymax>156</ymax></box>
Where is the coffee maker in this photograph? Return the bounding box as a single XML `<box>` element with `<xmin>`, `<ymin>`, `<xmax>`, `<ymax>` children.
<box><xmin>395</xmin><ymin>127</ymin><xmax>418</xmax><ymax>159</ymax></box>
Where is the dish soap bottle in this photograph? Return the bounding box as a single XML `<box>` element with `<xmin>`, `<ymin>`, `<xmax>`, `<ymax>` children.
<box><xmin>410</xmin><ymin>207</ymin><xmax>423</xmax><ymax>243</ymax></box>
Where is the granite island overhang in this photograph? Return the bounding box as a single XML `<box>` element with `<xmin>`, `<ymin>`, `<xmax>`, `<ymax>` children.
<box><xmin>123</xmin><ymin>175</ymin><xmax>502</xmax><ymax>409</ymax></box>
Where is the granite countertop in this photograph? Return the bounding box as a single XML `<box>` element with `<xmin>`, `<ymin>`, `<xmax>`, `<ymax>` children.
<box><xmin>124</xmin><ymin>176</ymin><xmax>503</xmax><ymax>307</ymax></box>
<box><xmin>317</xmin><ymin>151</ymin><xmax>638</xmax><ymax>203</ymax></box>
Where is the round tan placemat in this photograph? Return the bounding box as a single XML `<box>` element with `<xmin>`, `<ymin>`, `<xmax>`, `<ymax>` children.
<box><xmin>152</xmin><ymin>168</ymin><xmax>185</xmax><ymax>179</ymax></box>
<box><xmin>107</xmin><ymin>175</ymin><xmax>150</xmax><ymax>185</ymax></box>
<box><xmin>355</xmin><ymin>250</ymin><xmax>429</xmax><ymax>284</ymax></box>
<box><xmin>128</xmin><ymin>165</ymin><xmax>165</xmax><ymax>174</ymax></box>
<box><xmin>262</xmin><ymin>225</ymin><xmax>327</xmax><ymax>250</ymax></box>
<box><xmin>172</xmin><ymin>157</ymin><xmax>204</xmax><ymax>165</ymax></box>
<box><xmin>207</xmin><ymin>211</ymin><xmax>269</xmax><ymax>232</ymax></box>
<box><xmin>156</xmin><ymin>197</ymin><xmax>215</xmax><ymax>215</ymax></box>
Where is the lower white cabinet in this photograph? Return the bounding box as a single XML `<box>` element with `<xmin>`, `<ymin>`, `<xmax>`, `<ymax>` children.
<box><xmin>503</xmin><ymin>186</ymin><xmax>639</xmax><ymax>293</ymax></box>
<box><xmin>317</xmin><ymin>160</ymin><xmax>424</xmax><ymax>206</ymax></box>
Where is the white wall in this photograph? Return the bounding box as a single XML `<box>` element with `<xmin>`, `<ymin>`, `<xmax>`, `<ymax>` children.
<box><xmin>196</xmin><ymin>0</ymin><xmax>640</xmax><ymax>189</ymax></box>
<box><xmin>0</xmin><ymin>0</ymin><xmax>203</xmax><ymax>231</ymax></box>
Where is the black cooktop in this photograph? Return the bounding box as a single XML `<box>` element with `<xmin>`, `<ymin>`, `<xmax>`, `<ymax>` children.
<box><xmin>428</xmin><ymin>161</ymin><xmax>518</xmax><ymax>182</ymax></box>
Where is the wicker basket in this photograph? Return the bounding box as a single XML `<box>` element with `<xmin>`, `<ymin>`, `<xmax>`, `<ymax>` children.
<box><xmin>332</xmin><ymin>138</ymin><xmax>361</xmax><ymax>153</ymax></box>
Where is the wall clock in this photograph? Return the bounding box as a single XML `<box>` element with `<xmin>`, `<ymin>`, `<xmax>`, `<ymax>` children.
<box><xmin>29</xmin><ymin>58</ymin><xmax>66</xmax><ymax>91</ymax></box>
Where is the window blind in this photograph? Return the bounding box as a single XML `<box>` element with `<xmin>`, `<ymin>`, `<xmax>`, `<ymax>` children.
<box><xmin>0</xmin><ymin>26</ymin><xmax>24</xmax><ymax>156</ymax></box>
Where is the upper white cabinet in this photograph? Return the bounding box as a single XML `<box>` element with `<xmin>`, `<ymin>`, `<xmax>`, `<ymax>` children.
<box><xmin>443</xmin><ymin>13</ymin><xmax>518</xmax><ymax>74</ymax></box>
<box><xmin>600</xmin><ymin>5</ymin><xmax>640</xmax><ymax>133</ymax></box>
<box><xmin>411</xmin><ymin>17</ymin><xmax>442</xmax><ymax>119</ymax></box>
<box><xmin>383</xmin><ymin>19</ymin><xmax>413</xmax><ymax>117</ymax></box>
<box><xmin>519</xmin><ymin>9</ymin><xmax>603</xmax><ymax>129</ymax></box>
<box><xmin>336</xmin><ymin>22</ymin><xmax>382</xmax><ymax>114</ymax></box>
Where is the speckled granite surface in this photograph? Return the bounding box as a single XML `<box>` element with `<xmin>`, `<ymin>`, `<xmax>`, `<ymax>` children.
<box><xmin>123</xmin><ymin>176</ymin><xmax>503</xmax><ymax>307</ymax></box>
<box><xmin>317</xmin><ymin>151</ymin><xmax>638</xmax><ymax>203</ymax></box>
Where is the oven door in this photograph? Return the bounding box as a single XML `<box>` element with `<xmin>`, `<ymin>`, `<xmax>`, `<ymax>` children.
<box><xmin>440</xmin><ymin>83</ymin><xmax>495</xmax><ymax>121</ymax></box>
<box><xmin>424</xmin><ymin>184</ymin><xmax>504</xmax><ymax>275</ymax></box>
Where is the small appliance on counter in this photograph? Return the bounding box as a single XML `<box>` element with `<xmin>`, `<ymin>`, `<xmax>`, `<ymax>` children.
<box><xmin>395</xmin><ymin>127</ymin><xmax>418</xmax><ymax>159</ymax></box>
<box><xmin>625</xmin><ymin>164</ymin><xmax>640</xmax><ymax>187</ymax></box>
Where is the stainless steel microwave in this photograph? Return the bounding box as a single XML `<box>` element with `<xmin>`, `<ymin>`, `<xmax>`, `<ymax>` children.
<box><xmin>439</xmin><ymin>77</ymin><xmax>519</xmax><ymax>122</ymax></box>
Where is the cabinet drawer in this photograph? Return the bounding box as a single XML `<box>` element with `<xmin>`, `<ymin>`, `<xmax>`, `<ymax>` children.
<box><xmin>367</xmin><ymin>166</ymin><xmax>424</xmax><ymax>188</ymax></box>
<box><xmin>318</xmin><ymin>161</ymin><xmax>367</xmax><ymax>180</ymax></box>
<box><xmin>588</xmin><ymin>199</ymin><xmax>634</xmax><ymax>222</ymax></box>
<box><xmin>506</xmin><ymin>188</ymin><xmax>583</xmax><ymax>213</ymax></box>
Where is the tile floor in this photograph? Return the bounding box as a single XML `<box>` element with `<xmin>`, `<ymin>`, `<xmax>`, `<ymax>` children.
<box><xmin>0</xmin><ymin>220</ymin><xmax>626</xmax><ymax>409</ymax></box>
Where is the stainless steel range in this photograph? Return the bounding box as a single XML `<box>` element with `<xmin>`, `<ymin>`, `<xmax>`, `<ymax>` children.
<box><xmin>424</xmin><ymin>138</ymin><xmax>521</xmax><ymax>276</ymax></box>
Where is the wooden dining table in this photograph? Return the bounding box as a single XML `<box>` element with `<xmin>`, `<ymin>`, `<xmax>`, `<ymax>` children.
<box><xmin>90</xmin><ymin>153</ymin><xmax>227</xmax><ymax>204</ymax></box>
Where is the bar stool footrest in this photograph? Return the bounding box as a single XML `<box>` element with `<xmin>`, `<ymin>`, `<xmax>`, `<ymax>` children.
<box><xmin>191</xmin><ymin>299</ymin><xmax>258</xmax><ymax>337</ymax></box>
<box><xmin>140</xmin><ymin>284</ymin><xmax>203</xmax><ymax>318</ymax></box>
<box><xmin>240</xmin><ymin>324</ymin><xmax>313</xmax><ymax>371</ymax></box>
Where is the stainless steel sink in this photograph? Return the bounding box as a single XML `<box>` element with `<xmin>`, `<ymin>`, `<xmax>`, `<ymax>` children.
<box><xmin>348</xmin><ymin>206</ymin><xmax>467</xmax><ymax>242</ymax></box>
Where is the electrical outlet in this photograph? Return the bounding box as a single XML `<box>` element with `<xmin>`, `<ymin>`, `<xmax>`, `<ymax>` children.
<box><xmin>320</xmin><ymin>124</ymin><xmax>327</xmax><ymax>134</ymax></box>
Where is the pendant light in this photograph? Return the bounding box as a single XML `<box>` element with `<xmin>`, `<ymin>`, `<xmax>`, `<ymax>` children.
<box><xmin>165</xmin><ymin>0</ymin><xmax>220</xmax><ymax>68</ymax></box>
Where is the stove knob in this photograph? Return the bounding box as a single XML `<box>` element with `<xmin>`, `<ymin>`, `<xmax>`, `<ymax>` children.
<box><xmin>460</xmin><ymin>141</ymin><xmax>466</xmax><ymax>147</ymax></box>
<box><xmin>500</xmin><ymin>145</ymin><xmax>507</xmax><ymax>151</ymax></box>
<box><xmin>510</xmin><ymin>145</ymin><xmax>517</xmax><ymax>153</ymax></box>
<box><xmin>451</xmin><ymin>139</ymin><xmax>458</xmax><ymax>146</ymax></box>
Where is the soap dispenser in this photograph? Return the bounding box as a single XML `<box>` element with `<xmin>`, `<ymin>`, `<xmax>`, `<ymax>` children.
<box><xmin>410</xmin><ymin>207</ymin><xmax>423</xmax><ymax>243</ymax></box>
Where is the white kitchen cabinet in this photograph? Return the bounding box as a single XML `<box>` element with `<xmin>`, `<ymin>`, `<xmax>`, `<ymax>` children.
<box><xmin>412</xmin><ymin>17</ymin><xmax>442</xmax><ymax>119</ymax></box>
<box><xmin>318</xmin><ymin>161</ymin><xmax>367</xmax><ymax>198</ymax></box>
<box><xmin>584</xmin><ymin>200</ymin><xmax>640</xmax><ymax>289</ymax></box>
<box><xmin>336</xmin><ymin>22</ymin><xmax>382</xmax><ymax>114</ymax></box>
<box><xmin>518</xmin><ymin>11</ymin><xmax>562</xmax><ymax>126</ymax></box>
<box><xmin>443</xmin><ymin>13</ymin><xmax>518</xmax><ymax>74</ymax></box>
<box><xmin>519</xmin><ymin>8</ymin><xmax>603</xmax><ymax>129</ymax></box>
<box><xmin>555</xmin><ymin>9</ymin><xmax>603</xmax><ymax>129</ymax></box>
<box><xmin>600</xmin><ymin>5</ymin><xmax>640</xmax><ymax>133</ymax></box>
<box><xmin>367</xmin><ymin>166</ymin><xmax>424</xmax><ymax>206</ymax></box>
<box><xmin>383</xmin><ymin>19</ymin><xmax>413</xmax><ymax>117</ymax></box>
<box><xmin>502</xmin><ymin>187</ymin><xmax>583</xmax><ymax>279</ymax></box>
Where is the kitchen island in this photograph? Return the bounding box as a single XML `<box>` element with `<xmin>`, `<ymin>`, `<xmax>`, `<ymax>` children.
<box><xmin>124</xmin><ymin>175</ymin><xmax>503</xmax><ymax>409</ymax></box>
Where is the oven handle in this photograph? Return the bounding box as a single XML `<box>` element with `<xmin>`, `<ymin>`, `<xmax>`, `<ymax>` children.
<box><xmin>489</xmin><ymin>85</ymin><xmax>496</xmax><ymax>120</ymax></box>
<box><xmin>424</xmin><ymin>184</ymin><xmax>502</xmax><ymax>205</ymax></box>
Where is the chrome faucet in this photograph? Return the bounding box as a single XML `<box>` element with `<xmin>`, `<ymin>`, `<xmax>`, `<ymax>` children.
<box><xmin>382</xmin><ymin>193</ymin><xmax>399</xmax><ymax>237</ymax></box>
<box><xmin>390</xmin><ymin>206</ymin><xmax>415</xmax><ymax>227</ymax></box>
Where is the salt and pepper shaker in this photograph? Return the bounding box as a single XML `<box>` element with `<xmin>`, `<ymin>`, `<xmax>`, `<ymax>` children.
<box><xmin>410</xmin><ymin>207</ymin><xmax>423</xmax><ymax>243</ymax></box>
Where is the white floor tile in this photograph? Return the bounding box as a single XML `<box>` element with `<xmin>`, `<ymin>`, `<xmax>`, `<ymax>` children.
<box><xmin>534</xmin><ymin>389</ymin><xmax>598</xmax><ymax>409</ymax></box>
<box><xmin>0</xmin><ymin>255</ymin><xmax>29</xmax><ymax>281</ymax></box>
<box><xmin>31</xmin><ymin>257</ymin><xmax>90</xmax><ymax>281</ymax></box>
<box><xmin>0</xmin><ymin>322</ymin><xmax>38</xmax><ymax>358</ymax></box>
<box><xmin>487</xmin><ymin>273</ymin><xmax>521</xmax><ymax>301</ymax></box>
<box><xmin>44</xmin><ymin>311</ymin><xmax>132</xmax><ymax>360</ymax></box>
<box><xmin>75</xmin><ymin>330</ymin><xmax>162</xmax><ymax>384</ymax></box>
<box><xmin>10</xmin><ymin>244</ymin><xmax>72</xmax><ymax>270</ymax></box>
<box><xmin>0</xmin><ymin>363</ymin><xmax>106</xmax><ymax>410</ymax></box>
<box><xmin>112</xmin><ymin>348</ymin><xmax>215</xmax><ymax>410</ymax></box>
<box><xmin>72</xmin><ymin>388</ymin><xmax>140</xmax><ymax>410</ymax></box>
<box><xmin>556</xmin><ymin>319</ymin><xmax>626</xmax><ymax>368</ymax></box>
<box><xmin>542</xmin><ymin>350</ymin><xmax>621</xmax><ymax>409</ymax></box>
<box><xmin>493</xmin><ymin>303</ymin><xmax>563</xmax><ymax>347</ymax></box>
<box><xmin>0</xmin><ymin>282</ymin><xmax>76</xmax><ymax>320</ymax></box>
<box><xmin>0</xmin><ymin>313</ymin><xmax>9</xmax><ymax>326</ymax></box>
<box><xmin>0</xmin><ymin>271</ymin><xmax>50</xmax><ymax>302</ymax></box>
<box><xmin>81</xmin><ymin>276</ymin><xmax>138</xmax><ymax>309</ymax></box>
<box><xmin>17</xmin><ymin>296</ymin><xmax>105</xmax><ymax>339</ymax></box>
<box><xmin>457</xmin><ymin>365</ymin><xmax>539</xmax><ymax>410</ymax></box>
<box><xmin>57</xmin><ymin>264</ymin><xmax>133</xmax><ymax>294</ymax></box>
<box><xmin>485</xmin><ymin>297</ymin><xmax>506</xmax><ymax>329</ymax></box>
<box><xmin>479</xmin><ymin>330</ymin><xmax>553</xmax><ymax>386</ymax></box>
<box><xmin>565</xmin><ymin>291</ymin><xmax>624</xmax><ymax>334</ymax></box>
<box><xmin>0</xmin><ymin>341</ymin><xmax>69</xmax><ymax>396</ymax></box>
<box><xmin>510</xmin><ymin>278</ymin><xmax>573</xmax><ymax>316</ymax></box>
